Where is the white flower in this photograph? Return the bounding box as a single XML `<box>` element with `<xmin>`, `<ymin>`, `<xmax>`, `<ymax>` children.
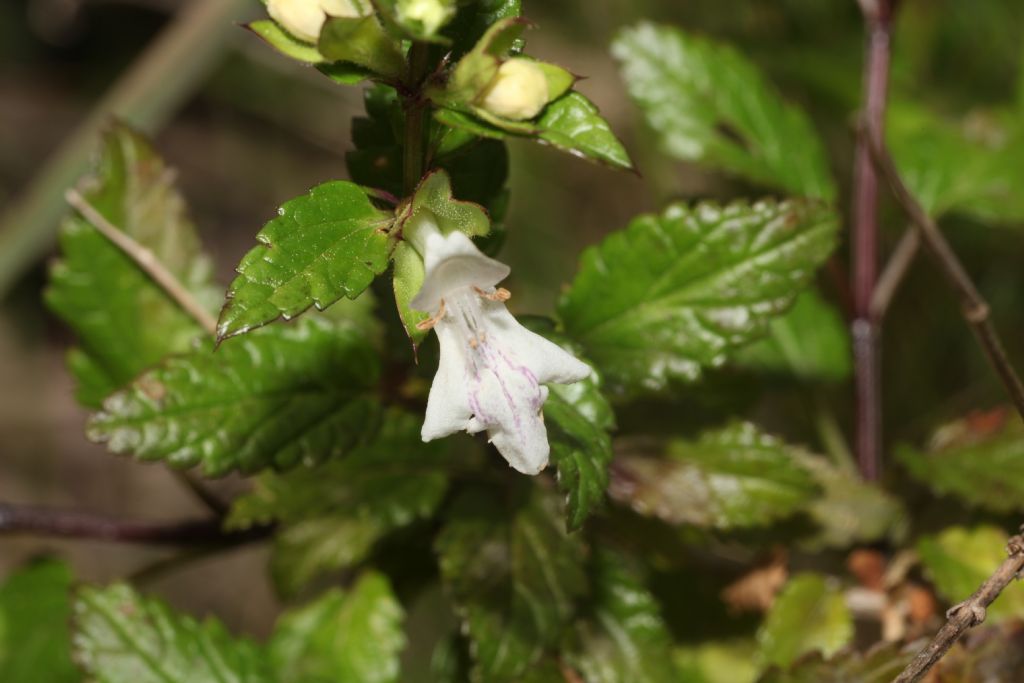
<box><xmin>479</xmin><ymin>58</ymin><xmax>550</xmax><ymax>121</ymax></box>
<box><xmin>267</xmin><ymin>0</ymin><xmax>369</xmax><ymax>44</ymax></box>
<box><xmin>397</xmin><ymin>0</ymin><xmax>455</xmax><ymax>36</ymax></box>
<box><xmin>409</xmin><ymin>218</ymin><xmax>590</xmax><ymax>475</ymax></box>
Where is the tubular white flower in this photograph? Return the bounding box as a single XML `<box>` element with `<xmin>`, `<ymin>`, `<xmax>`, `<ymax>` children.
<box><xmin>409</xmin><ymin>218</ymin><xmax>591</xmax><ymax>475</ymax></box>
<box><xmin>267</xmin><ymin>0</ymin><xmax>369</xmax><ymax>44</ymax></box>
<box><xmin>479</xmin><ymin>58</ymin><xmax>550</xmax><ymax>121</ymax></box>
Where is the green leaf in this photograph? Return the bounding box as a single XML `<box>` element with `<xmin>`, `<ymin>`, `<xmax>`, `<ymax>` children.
<box><xmin>73</xmin><ymin>583</ymin><xmax>272</xmax><ymax>683</ymax></box>
<box><xmin>609</xmin><ymin>422</ymin><xmax>820</xmax><ymax>529</ymax></box>
<box><xmin>88</xmin><ymin>316</ymin><xmax>381</xmax><ymax>476</ymax></box>
<box><xmin>228</xmin><ymin>412</ymin><xmax>451</xmax><ymax>595</ymax></box>
<box><xmin>217</xmin><ymin>181</ymin><xmax>393</xmax><ymax>341</ymax></box>
<box><xmin>248</xmin><ymin>20</ymin><xmax>325</xmax><ymax>63</ymax></box>
<box><xmin>546</xmin><ymin>380</ymin><xmax>614</xmax><ymax>532</ymax></box>
<box><xmin>613</xmin><ymin>22</ymin><xmax>834</xmax><ymax>200</ymax></box>
<box><xmin>756</xmin><ymin>643</ymin><xmax>913</xmax><ymax>683</ymax></box>
<box><xmin>0</xmin><ymin>561</ymin><xmax>78</xmax><ymax>683</ymax></box>
<box><xmin>918</xmin><ymin>525</ymin><xmax>1024</xmax><ymax>622</ymax></box>
<box><xmin>566</xmin><ymin>551</ymin><xmax>676</xmax><ymax>683</ymax></box>
<box><xmin>318</xmin><ymin>16</ymin><xmax>405</xmax><ymax>80</ymax></box>
<box><xmin>444</xmin><ymin>0</ymin><xmax>521</xmax><ymax>58</ymax></box>
<box><xmin>888</xmin><ymin>103</ymin><xmax>1024</xmax><ymax>222</ymax></box>
<box><xmin>896</xmin><ymin>409</ymin><xmax>1024</xmax><ymax>513</ymax></box>
<box><xmin>435</xmin><ymin>488</ymin><xmax>587</xmax><ymax>681</ymax></box>
<box><xmin>269</xmin><ymin>572</ymin><xmax>405</xmax><ymax>683</ymax></box>
<box><xmin>46</xmin><ymin>124</ymin><xmax>216</xmax><ymax>408</ymax></box>
<box><xmin>558</xmin><ymin>199</ymin><xmax>838</xmax><ymax>394</ymax></box>
<box><xmin>756</xmin><ymin>574</ymin><xmax>853</xmax><ymax>670</ymax></box>
<box><xmin>674</xmin><ymin>641</ymin><xmax>759</xmax><ymax>683</ymax></box>
<box><xmin>735</xmin><ymin>289</ymin><xmax>852</xmax><ymax>382</ymax></box>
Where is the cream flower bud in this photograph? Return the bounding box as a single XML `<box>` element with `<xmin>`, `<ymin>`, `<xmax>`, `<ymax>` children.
<box><xmin>397</xmin><ymin>0</ymin><xmax>455</xmax><ymax>36</ymax></box>
<box><xmin>479</xmin><ymin>58</ymin><xmax>550</xmax><ymax>121</ymax></box>
<box><xmin>267</xmin><ymin>0</ymin><xmax>368</xmax><ymax>44</ymax></box>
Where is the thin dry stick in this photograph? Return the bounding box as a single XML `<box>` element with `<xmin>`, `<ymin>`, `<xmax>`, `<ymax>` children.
<box><xmin>65</xmin><ymin>188</ymin><xmax>218</xmax><ymax>335</ymax></box>
<box><xmin>893</xmin><ymin>530</ymin><xmax>1024</xmax><ymax>683</ymax></box>
<box><xmin>870</xmin><ymin>228</ymin><xmax>920</xmax><ymax>320</ymax></box>
<box><xmin>863</xmin><ymin>124</ymin><xmax>1024</xmax><ymax>420</ymax></box>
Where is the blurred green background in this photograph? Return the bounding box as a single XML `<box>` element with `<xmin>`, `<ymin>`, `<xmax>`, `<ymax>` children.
<box><xmin>1</xmin><ymin>0</ymin><xmax>1023</xmax><ymax>642</ymax></box>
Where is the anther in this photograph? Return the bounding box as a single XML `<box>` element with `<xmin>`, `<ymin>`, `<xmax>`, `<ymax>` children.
<box><xmin>474</xmin><ymin>286</ymin><xmax>511</xmax><ymax>302</ymax></box>
<box><xmin>416</xmin><ymin>299</ymin><xmax>447</xmax><ymax>331</ymax></box>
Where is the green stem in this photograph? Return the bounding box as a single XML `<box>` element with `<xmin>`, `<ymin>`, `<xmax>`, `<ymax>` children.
<box><xmin>402</xmin><ymin>42</ymin><xmax>431</xmax><ymax>196</ymax></box>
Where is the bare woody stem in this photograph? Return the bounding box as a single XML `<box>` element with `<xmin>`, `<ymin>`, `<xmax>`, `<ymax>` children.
<box><xmin>869</xmin><ymin>228</ymin><xmax>919</xmax><ymax>320</ymax></box>
<box><xmin>65</xmin><ymin>189</ymin><xmax>218</xmax><ymax>335</ymax></box>
<box><xmin>862</xmin><ymin>122</ymin><xmax>1024</xmax><ymax>421</ymax></box>
<box><xmin>894</xmin><ymin>530</ymin><xmax>1024</xmax><ymax>683</ymax></box>
<box><xmin>402</xmin><ymin>42</ymin><xmax>432</xmax><ymax>196</ymax></box>
<box><xmin>0</xmin><ymin>502</ymin><xmax>271</xmax><ymax>546</ymax></box>
<box><xmin>851</xmin><ymin>0</ymin><xmax>896</xmax><ymax>481</ymax></box>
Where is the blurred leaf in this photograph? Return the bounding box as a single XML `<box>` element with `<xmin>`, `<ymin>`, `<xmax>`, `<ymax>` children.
<box><xmin>927</xmin><ymin>622</ymin><xmax>1024</xmax><ymax>682</ymax></box>
<box><xmin>888</xmin><ymin>103</ymin><xmax>1024</xmax><ymax>222</ymax></box>
<box><xmin>217</xmin><ymin>181</ymin><xmax>393</xmax><ymax>341</ymax></box>
<box><xmin>674</xmin><ymin>641</ymin><xmax>759</xmax><ymax>683</ymax></box>
<box><xmin>918</xmin><ymin>525</ymin><xmax>1024</xmax><ymax>622</ymax></box>
<box><xmin>608</xmin><ymin>422</ymin><xmax>820</xmax><ymax>530</ymax></box>
<box><xmin>248</xmin><ymin>20</ymin><xmax>325</xmax><ymax>64</ymax></box>
<box><xmin>88</xmin><ymin>317</ymin><xmax>380</xmax><ymax>476</ymax></box>
<box><xmin>74</xmin><ymin>584</ymin><xmax>272</xmax><ymax>682</ymax></box>
<box><xmin>566</xmin><ymin>550</ymin><xmax>676</xmax><ymax>683</ymax></box>
<box><xmin>318</xmin><ymin>16</ymin><xmax>405</xmax><ymax>79</ymax></box>
<box><xmin>558</xmin><ymin>199</ymin><xmax>838</xmax><ymax>394</ymax></box>
<box><xmin>613</xmin><ymin>22</ymin><xmax>834</xmax><ymax>200</ymax></box>
<box><xmin>756</xmin><ymin>574</ymin><xmax>853</xmax><ymax>670</ymax></box>
<box><xmin>0</xmin><ymin>561</ymin><xmax>77</xmax><ymax>683</ymax></box>
<box><xmin>756</xmin><ymin>642</ymin><xmax>913</xmax><ymax>682</ymax></box>
<box><xmin>269</xmin><ymin>573</ymin><xmax>404</xmax><ymax>683</ymax></box>
<box><xmin>435</xmin><ymin>488</ymin><xmax>586</xmax><ymax>681</ymax></box>
<box><xmin>435</xmin><ymin>92</ymin><xmax>634</xmax><ymax>170</ymax></box>
<box><xmin>46</xmin><ymin>124</ymin><xmax>216</xmax><ymax>408</ymax></box>
<box><xmin>735</xmin><ymin>289</ymin><xmax>851</xmax><ymax>382</ymax></box>
<box><xmin>896</xmin><ymin>408</ymin><xmax>1024</xmax><ymax>514</ymax></box>
<box><xmin>228</xmin><ymin>412</ymin><xmax>451</xmax><ymax>595</ymax></box>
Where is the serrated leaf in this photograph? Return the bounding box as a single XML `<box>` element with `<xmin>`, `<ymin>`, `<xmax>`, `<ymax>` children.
<box><xmin>435</xmin><ymin>488</ymin><xmax>587</xmax><ymax>681</ymax></box>
<box><xmin>756</xmin><ymin>574</ymin><xmax>853</xmax><ymax>670</ymax></box>
<box><xmin>756</xmin><ymin>643</ymin><xmax>914</xmax><ymax>683</ymax></box>
<box><xmin>608</xmin><ymin>422</ymin><xmax>820</xmax><ymax>530</ymax></box>
<box><xmin>318</xmin><ymin>16</ymin><xmax>405</xmax><ymax>79</ymax></box>
<box><xmin>218</xmin><ymin>181</ymin><xmax>393</xmax><ymax>340</ymax></box>
<box><xmin>566</xmin><ymin>551</ymin><xmax>676</xmax><ymax>683</ymax></box>
<box><xmin>613</xmin><ymin>22</ymin><xmax>834</xmax><ymax>200</ymax></box>
<box><xmin>888</xmin><ymin>103</ymin><xmax>1024</xmax><ymax>222</ymax></box>
<box><xmin>896</xmin><ymin>409</ymin><xmax>1024</xmax><ymax>513</ymax></box>
<box><xmin>228</xmin><ymin>412</ymin><xmax>451</xmax><ymax>595</ymax></box>
<box><xmin>0</xmin><ymin>561</ymin><xmax>78</xmax><ymax>683</ymax></box>
<box><xmin>73</xmin><ymin>583</ymin><xmax>272</xmax><ymax>683</ymax></box>
<box><xmin>917</xmin><ymin>525</ymin><xmax>1024</xmax><ymax>622</ymax></box>
<box><xmin>248</xmin><ymin>19</ymin><xmax>325</xmax><ymax>63</ymax></box>
<box><xmin>46</xmin><ymin>124</ymin><xmax>217</xmax><ymax>408</ymax></box>
<box><xmin>88</xmin><ymin>316</ymin><xmax>380</xmax><ymax>476</ymax></box>
<box><xmin>269</xmin><ymin>572</ymin><xmax>404</xmax><ymax>683</ymax></box>
<box><xmin>558</xmin><ymin>199</ymin><xmax>838</xmax><ymax>394</ymax></box>
<box><xmin>735</xmin><ymin>289</ymin><xmax>852</xmax><ymax>382</ymax></box>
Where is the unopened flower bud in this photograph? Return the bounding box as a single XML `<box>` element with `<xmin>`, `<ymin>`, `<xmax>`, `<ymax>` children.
<box><xmin>397</xmin><ymin>0</ymin><xmax>455</xmax><ymax>37</ymax></box>
<box><xmin>267</xmin><ymin>0</ymin><xmax>369</xmax><ymax>44</ymax></box>
<box><xmin>479</xmin><ymin>58</ymin><xmax>549</xmax><ymax>121</ymax></box>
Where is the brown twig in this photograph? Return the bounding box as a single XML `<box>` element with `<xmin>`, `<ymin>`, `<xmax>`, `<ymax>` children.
<box><xmin>851</xmin><ymin>0</ymin><xmax>896</xmax><ymax>481</ymax></box>
<box><xmin>0</xmin><ymin>501</ymin><xmax>271</xmax><ymax>546</ymax></box>
<box><xmin>870</xmin><ymin>228</ymin><xmax>920</xmax><ymax>320</ymax></box>
<box><xmin>863</xmin><ymin>122</ymin><xmax>1024</xmax><ymax>422</ymax></box>
<box><xmin>893</xmin><ymin>529</ymin><xmax>1024</xmax><ymax>683</ymax></box>
<box><xmin>65</xmin><ymin>188</ymin><xmax>218</xmax><ymax>335</ymax></box>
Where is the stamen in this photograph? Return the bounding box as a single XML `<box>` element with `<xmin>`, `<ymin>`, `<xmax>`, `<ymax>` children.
<box><xmin>474</xmin><ymin>286</ymin><xmax>511</xmax><ymax>302</ymax></box>
<box><xmin>416</xmin><ymin>298</ymin><xmax>447</xmax><ymax>331</ymax></box>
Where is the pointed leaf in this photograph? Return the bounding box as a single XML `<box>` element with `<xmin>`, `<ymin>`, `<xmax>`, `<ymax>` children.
<box><xmin>46</xmin><ymin>124</ymin><xmax>217</xmax><ymax>407</ymax></box>
<box><xmin>73</xmin><ymin>584</ymin><xmax>272</xmax><ymax>683</ymax></box>
<box><xmin>559</xmin><ymin>199</ymin><xmax>838</xmax><ymax>393</ymax></box>
<box><xmin>535</xmin><ymin>92</ymin><xmax>634</xmax><ymax>170</ymax></box>
<box><xmin>269</xmin><ymin>572</ymin><xmax>404</xmax><ymax>683</ymax></box>
<box><xmin>756</xmin><ymin>574</ymin><xmax>853</xmax><ymax>670</ymax></box>
<box><xmin>218</xmin><ymin>181</ymin><xmax>393</xmax><ymax>340</ymax></box>
<box><xmin>435</xmin><ymin>488</ymin><xmax>587</xmax><ymax>681</ymax></box>
<box><xmin>248</xmin><ymin>19</ymin><xmax>325</xmax><ymax>63</ymax></box>
<box><xmin>88</xmin><ymin>317</ymin><xmax>381</xmax><ymax>476</ymax></box>
<box><xmin>609</xmin><ymin>422</ymin><xmax>820</xmax><ymax>529</ymax></box>
<box><xmin>613</xmin><ymin>23</ymin><xmax>834</xmax><ymax>200</ymax></box>
<box><xmin>0</xmin><ymin>561</ymin><xmax>78</xmax><ymax>683</ymax></box>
